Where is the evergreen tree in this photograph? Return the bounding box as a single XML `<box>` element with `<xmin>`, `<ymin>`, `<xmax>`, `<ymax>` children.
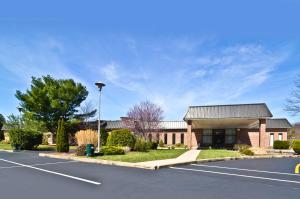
<box><xmin>56</xmin><ymin>118</ymin><xmax>69</xmax><ymax>152</ymax></box>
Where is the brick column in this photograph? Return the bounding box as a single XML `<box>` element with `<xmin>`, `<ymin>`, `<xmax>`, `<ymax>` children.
<box><xmin>187</xmin><ymin>120</ymin><xmax>192</xmax><ymax>148</ymax></box>
<box><xmin>259</xmin><ymin>119</ymin><xmax>266</xmax><ymax>147</ymax></box>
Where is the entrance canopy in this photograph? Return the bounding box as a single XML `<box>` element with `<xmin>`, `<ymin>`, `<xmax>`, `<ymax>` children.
<box><xmin>191</xmin><ymin>118</ymin><xmax>259</xmax><ymax>129</ymax></box>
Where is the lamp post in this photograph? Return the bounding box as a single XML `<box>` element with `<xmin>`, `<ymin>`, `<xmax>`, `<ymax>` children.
<box><xmin>95</xmin><ymin>82</ymin><xmax>105</xmax><ymax>153</ymax></box>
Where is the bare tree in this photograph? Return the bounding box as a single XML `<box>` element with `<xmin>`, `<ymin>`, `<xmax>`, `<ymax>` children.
<box><xmin>125</xmin><ymin>100</ymin><xmax>163</xmax><ymax>139</ymax></box>
<box><xmin>75</xmin><ymin>101</ymin><xmax>97</xmax><ymax>128</ymax></box>
<box><xmin>285</xmin><ymin>75</ymin><xmax>300</xmax><ymax>117</ymax></box>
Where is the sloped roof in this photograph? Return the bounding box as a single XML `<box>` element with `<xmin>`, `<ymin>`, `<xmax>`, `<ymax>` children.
<box><xmin>266</xmin><ymin>118</ymin><xmax>292</xmax><ymax>129</ymax></box>
<box><xmin>184</xmin><ymin>103</ymin><xmax>273</xmax><ymax>120</ymax></box>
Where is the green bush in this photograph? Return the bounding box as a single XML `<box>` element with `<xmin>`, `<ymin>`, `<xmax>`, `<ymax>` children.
<box><xmin>159</xmin><ymin>140</ymin><xmax>164</xmax><ymax>147</ymax></box>
<box><xmin>0</xmin><ymin>130</ymin><xmax>4</xmax><ymax>141</ymax></box>
<box><xmin>241</xmin><ymin>149</ymin><xmax>254</xmax><ymax>156</ymax></box>
<box><xmin>273</xmin><ymin>140</ymin><xmax>290</xmax><ymax>149</ymax></box>
<box><xmin>100</xmin><ymin>128</ymin><xmax>108</xmax><ymax>146</ymax></box>
<box><xmin>75</xmin><ymin>144</ymin><xmax>86</xmax><ymax>156</ymax></box>
<box><xmin>56</xmin><ymin>119</ymin><xmax>69</xmax><ymax>153</ymax></box>
<box><xmin>149</xmin><ymin>141</ymin><xmax>158</xmax><ymax>150</ymax></box>
<box><xmin>101</xmin><ymin>146</ymin><xmax>125</xmax><ymax>155</ymax></box>
<box><xmin>233</xmin><ymin>144</ymin><xmax>251</xmax><ymax>152</ymax></box>
<box><xmin>292</xmin><ymin>140</ymin><xmax>300</xmax><ymax>154</ymax></box>
<box><xmin>134</xmin><ymin>137</ymin><xmax>150</xmax><ymax>152</ymax></box>
<box><xmin>9</xmin><ymin>128</ymin><xmax>43</xmax><ymax>150</ymax></box>
<box><xmin>106</xmin><ymin>129</ymin><xmax>136</xmax><ymax>148</ymax></box>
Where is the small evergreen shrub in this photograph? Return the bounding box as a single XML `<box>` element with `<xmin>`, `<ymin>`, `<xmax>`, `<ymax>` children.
<box><xmin>233</xmin><ymin>144</ymin><xmax>251</xmax><ymax>152</ymax></box>
<box><xmin>9</xmin><ymin>128</ymin><xmax>43</xmax><ymax>150</ymax></box>
<box><xmin>273</xmin><ymin>140</ymin><xmax>289</xmax><ymax>149</ymax></box>
<box><xmin>56</xmin><ymin>119</ymin><xmax>69</xmax><ymax>153</ymax></box>
<box><xmin>106</xmin><ymin>129</ymin><xmax>136</xmax><ymax>148</ymax></box>
<box><xmin>134</xmin><ymin>137</ymin><xmax>149</xmax><ymax>152</ymax></box>
<box><xmin>158</xmin><ymin>140</ymin><xmax>164</xmax><ymax>147</ymax></box>
<box><xmin>100</xmin><ymin>129</ymin><xmax>108</xmax><ymax>146</ymax></box>
<box><xmin>0</xmin><ymin>130</ymin><xmax>4</xmax><ymax>141</ymax></box>
<box><xmin>292</xmin><ymin>140</ymin><xmax>300</xmax><ymax>154</ymax></box>
<box><xmin>75</xmin><ymin>144</ymin><xmax>86</xmax><ymax>156</ymax></box>
<box><xmin>175</xmin><ymin>143</ymin><xmax>186</xmax><ymax>148</ymax></box>
<box><xmin>101</xmin><ymin>146</ymin><xmax>125</xmax><ymax>155</ymax></box>
<box><xmin>241</xmin><ymin>149</ymin><xmax>254</xmax><ymax>156</ymax></box>
<box><xmin>149</xmin><ymin>141</ymin><xmax>158</xmax><ymax>150</ymax></box>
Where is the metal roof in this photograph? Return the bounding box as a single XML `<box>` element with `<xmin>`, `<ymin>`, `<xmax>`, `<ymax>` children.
<box><xmin>184</xmin><ymin>103</ymin><xmax>273</xmax><ymax>120</ymax></box>
<box><xmin>105</xmin><ymin>120</ymin><xmax>125</xmax><ymax>129</ymax></box>
<box><xmin>266</xmin><ymin>118</ymin><xmax>292</xmax><ymax>129</ymax></box>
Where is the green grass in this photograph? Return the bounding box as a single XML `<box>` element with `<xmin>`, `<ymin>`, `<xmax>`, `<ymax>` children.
<box><xmin>0</xmin><ymin>143</ymin><xmax>76</xmax><ymax>151</ymax></box>
<box><xmin>197</xmin><ymin>149</ymin><xmax>240</xmax><ymax>160</ymax></box>
<box><xmin>96</xmin><ymin>149</ymin><xmax>188</xmax><ymax>163</ymax></box>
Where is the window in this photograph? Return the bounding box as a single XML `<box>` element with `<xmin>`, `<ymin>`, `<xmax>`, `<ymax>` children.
<box><xmin>180</xmin><ymin>133</ymin><xmax>184</xmax><ymax>144</ymax></box>
<box><xmin>270</xmin><ymin>133</ymin><xmax>274</xmax><ymax>147</ymax></box>
<box><xmin>164</xmin><ymin>133</ymin><xmax>168</xmax><ymax>144</ymax></box>
<box><xmin>172</xmin><ymin>133</ymin><xmax>176</xmax><ymax>144</ymax></box>
<box><xmin>225</xmin><ymin>129</ymin><xmax>236</xmax><ymax>144</ymax></box>
<box><xmin>202</xmin><ymin>129</ymin><xmax>212</xmax><ymax>145</ymax></box>
<box><xmin>278</xmin><ymin>133</ymin><xmax>283</xmax><ymax>141</ymax></box>
<box><xmin>156</xmin><ymin>133</ymin><xmax>160</xmax><ymax>142</ymax></box>
<box><xmin>148</xmin><ymin>134</ymin><xmax>152</xmax><ymax>142</ymax></box>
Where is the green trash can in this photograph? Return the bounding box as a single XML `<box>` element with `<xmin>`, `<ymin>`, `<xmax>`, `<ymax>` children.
<box><xmin>86</xmin><ymin>144</ymin><xmax>95</xmax><ymax>157</ymax></box>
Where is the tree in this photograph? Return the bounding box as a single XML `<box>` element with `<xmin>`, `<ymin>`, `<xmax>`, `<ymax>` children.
<box><xmin>285</xmin><ymin>75</ymin><xmax>300</xmax><ymax>117</ymax></box>
<box><xmin>75</xmin><ymin>101</ymin><xmax>97</xmax><ymax>128</ymax></box>
<box><xmin>15</xmin><ymin>75</ymin><xmax>88</xmax><ymax>133</ymax></box>
<box><xmin>0</xmin><ymin>114</ymin><xmax>5</xmax><ymax>130</ymax></box>
<box><xmin>125</xmin><ymin>100</ymin><xmax>163</xmax><ymax>139</ymax></box>
<box><xmin>56</xmin><ymin>118</ymin><xmax>69</xmax><ymax>152</ymax></box>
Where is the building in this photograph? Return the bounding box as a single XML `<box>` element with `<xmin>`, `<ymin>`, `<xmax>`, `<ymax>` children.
<box><xmin>100</xmin><ymin>103</ymin><xmax>292</xmax><ymax>149</ymax></box>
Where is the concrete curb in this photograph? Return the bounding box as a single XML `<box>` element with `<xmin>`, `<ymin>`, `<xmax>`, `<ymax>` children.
<box><xmin>39</xmin><ymin>153</ymin><xmax>300</xmax><ymax>170</ymax></box>
<box><xmin>0</xmin><ymin>149</ymin><xmax>14</xmax><ymax>153</ymax></box>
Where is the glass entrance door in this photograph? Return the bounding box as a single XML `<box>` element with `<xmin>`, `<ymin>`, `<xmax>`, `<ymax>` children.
<box><xmin>212</xmin><ymin>129</ymin><xmax>225</xmax><ymax>148</ymax></box>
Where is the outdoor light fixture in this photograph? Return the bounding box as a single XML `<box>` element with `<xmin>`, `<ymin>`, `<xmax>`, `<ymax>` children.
<box><xmin>95</xmin><ymin>82</ymin><xmax>105</xmax><ymax>153</ymax></box>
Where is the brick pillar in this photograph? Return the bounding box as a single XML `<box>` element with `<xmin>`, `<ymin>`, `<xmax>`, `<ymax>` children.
<box><xmin>187</xmin><ymin>120</ymin><xmax>192</xmax><ymax>148</ymax></box>
<box><xmin>259</xmin><ymin>119</ymin><xmax>266</xmax><ymax>147</ymax></box>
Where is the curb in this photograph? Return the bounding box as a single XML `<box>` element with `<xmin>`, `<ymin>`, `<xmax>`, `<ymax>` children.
<box><xmin>0</xmin><ymin>149</ymin><xmax>14</xmax><ymax>153</ymax></box>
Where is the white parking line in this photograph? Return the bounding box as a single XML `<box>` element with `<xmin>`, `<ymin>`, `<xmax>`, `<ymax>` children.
<box><xmin>191</xmin><ymin>164</ymin><xmax>299</xmax><ymax>176</ymax></box>
<box><xmin>0</xmin><ymin>158</ymin><xmax>101</xmax><ymax>185</ymax></box>
<box><xmin>0</xmin><ymin>160</ymin><xmax>77</xmax><ymax>169</ymax></box>
<box><xmin>170</xmin><ymin>166</ymin><xmax>300</xmax><ymax>184</ymax></box>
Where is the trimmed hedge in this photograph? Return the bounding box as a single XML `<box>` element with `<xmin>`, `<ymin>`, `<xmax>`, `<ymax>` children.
<box><xmin>293</xmin><ymin>140</ymin><xmax>300</xmax><ymax>154</ymax></box>
<box><xmin>273</xmin><ymin>140</ymin><xmax>290</xmax><ymax>149</ymax></box>
<box><xmin>101</xmin><ymin>146</ymin><xmax>125</xmax><ymax>155</ymax></box>
<box><xmin>241</xmin><ymin>149</ymin><xmax>254</xmax><ymax>156</ymax></box>
<box><xmin>106</xmin><ymin>129</ymin><xmax>136</xmax><ymax>148</ymax></box>
<box><xmin>9</xmin><ymin>128</ymin><xmax>43</xmax><ymax>150</ymax></box>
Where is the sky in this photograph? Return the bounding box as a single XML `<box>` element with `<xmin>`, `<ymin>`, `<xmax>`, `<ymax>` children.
<box><xmin>0</xmin><ymin>0</ymin><xmax>300</xmax><ymax>123</ymax></box>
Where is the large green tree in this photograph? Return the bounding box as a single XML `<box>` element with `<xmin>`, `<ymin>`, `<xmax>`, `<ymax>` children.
<box><xmin>0</xmin><ymin>114</ymin><xmax>5</xmax><ymax>130</ymax></box>
<box><xmin>15</xmin><ymin>75</ymin><xmax>88</xmax><ymax>133</ymax></box>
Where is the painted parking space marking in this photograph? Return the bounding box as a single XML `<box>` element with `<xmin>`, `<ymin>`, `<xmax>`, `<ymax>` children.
<box><xmin>0</xmin><ymin>160</ymin><xmax>77</xmax><ymax>169</ymax></box>
<box><xmin>170</xmin><ymin>166</ymin><xmax>300</xmax><ymax>184</ymax></box>
<box><xmin>191</xmin><ymin>164</ymin><xmax>299</xmax><ymax>176</ymax></box>
<box><xmin>0</xmin><ymin>158</ymin><xmax>101</xmax><ymax>185</ymax></box>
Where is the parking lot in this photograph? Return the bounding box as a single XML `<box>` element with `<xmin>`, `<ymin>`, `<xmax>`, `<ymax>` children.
<box><xmin>0</xmin><ymin>151</ymin><xmax>300</xmax><ymax>199</ymax></box>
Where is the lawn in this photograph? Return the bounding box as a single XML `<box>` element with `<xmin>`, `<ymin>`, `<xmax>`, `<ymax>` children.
<box><xmin>0</xmin><ymin>143</ymin><xmax>76</xmax><ymax>151</ymax></box>
<box><xmin>197</xmin><ymin>149</ymin><xmax>240</xmax><ymax>160</ymax></box>
<box><xmin>96</xmin><ymin>149</ymin><xmax>188</xmax><ymax>163</ymax></box>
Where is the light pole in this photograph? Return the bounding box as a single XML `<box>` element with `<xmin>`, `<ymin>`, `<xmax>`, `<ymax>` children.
<box><xmin>95</xmin><ymin>82</ymin><xmax>105</xmax><ymax>153</ymax></box>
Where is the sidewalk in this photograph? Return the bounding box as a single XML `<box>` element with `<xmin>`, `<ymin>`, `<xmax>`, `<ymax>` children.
<box><xmin>39</xmin><ymin>149</ymin><xmax>201</xmax><ymax>170</ymax></box>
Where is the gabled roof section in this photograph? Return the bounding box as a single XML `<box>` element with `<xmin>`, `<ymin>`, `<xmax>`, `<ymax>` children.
<box><xmin>184</xmin><ymin>103</ymin><xmax>273</xmax><ymax>120</ymax></box>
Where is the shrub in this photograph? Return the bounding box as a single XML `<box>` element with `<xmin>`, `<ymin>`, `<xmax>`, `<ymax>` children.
<box><xmin>149</xmin><ymin>141</ymin><xmax>158</xmax><ymax>150</ymax></box>
<box><xmin>100</xmin><ymin>129</ymin><xmax>108</xmax><ymax>146</ymax></box>
<box><xmin>101</xmin><ymin>146</ymin><xmax>125</xmax><ymax>155</ymax></box>
<box><xmin>134</xmin><ymin>137</ymin><xmax>150</xmax><ymax>152</ymax></box>
<box><xmin>75</xmin><ymin>144</ymin><xmax>86</xmax><ymax>156</ymax></box>
<box><xmin>241</xmin><ymin>149</ymin><xmax>254</xmax><ymax>156</ymax></box>
<box><xmin>171</xmin><ymin>145</ymin><xmax>175</xmax><ymax>149</ymax></box>
<box><xmin>293</xmin><ymin>140</ymin><xmax>300</xmax><ymax>154</ymax></box>
<box><xmin>9</xmin><ymin>128</ymin><xmax>43</xmax><ymax>150</ymax></box>
<box><xmin>56</xmin><ymin>119</ymin><xmax>69</xmax><ymax>153</ymax></box>
<box><xmin>75</xmin><ymin>129</ymin><xmax>98</xmax><ymax>146</ymax></box>
<box><xmin>233</xmin><ymin>144</ymin><xmax>251</xmax><ymax>152</ymax></box>
<box><xmin>0</xmin><ymin>130</ymin><xmax>4</xmax><ymax>141</ymax></box>
<box><xmin>159</xmin><ymin>140</ymin><xmax>164</xmax><ymax>147</ymax></box>
<box><xmin>175</xmin><ymin>143</ymin><xmax>186</xmax><ymax>148</ymax></box>
<box><xmin>106</xmin><ymin>129</ymin><xmax>136</xmax><ymax>148</ymax></box>
<box><xmin>273</xmin><ymin>140</ymin><xmax>290</xmax><ymax>149</ymax></box>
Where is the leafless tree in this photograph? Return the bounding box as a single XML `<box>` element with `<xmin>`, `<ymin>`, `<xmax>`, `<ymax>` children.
<box><xmin>125</xmin><ymin>100</ymin><xmax>163</xmax><ymax>139</ymax></box>
<box><xmin>285</xmin><ymin>75</ymin><xmax>300</xmax><ymax>117</ymax></box>
<box><xmin>75</xmin><ymin>101</ymin><xmax>97</xmax><ymax>128</ymax></box>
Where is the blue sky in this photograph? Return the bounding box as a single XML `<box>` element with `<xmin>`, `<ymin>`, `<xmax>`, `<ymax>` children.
<box><xmin>0</xmin><ymin>0</ymin><xmax>300</xmax><ymax>123</ymax></box>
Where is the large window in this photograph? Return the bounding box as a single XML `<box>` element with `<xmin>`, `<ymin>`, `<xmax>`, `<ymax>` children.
<box><xmin>156</xmin><ymin>133</ymin><xmax>160</xmax><ymax>142</ymax></box>
<box><xmin>202</xmin><ymin>129</ymin><xmax>212</xmax><ymax>145</ymax></box>
<box><xmin>278</xmin><ymin>133</ymin><xmax>283</xmax><ymax>141</ymax></box>
<box><xmin>180</xmin><ymin>133</ymin><xmax>184</xmax><ymax>144</ymax></box>
<box><xmin>172</xmin><ymin>133</ymin><xmax>176</xmax><ymax>144</ymax></box>
<box><xmin>225</xmin><ymin>129</ymin><xmax>236</xmax><ymax>145</ymax></box>
<box><xmin>164</xmin><ymin>133</ymin><xmax>168</xmax><ymax>144</ymax></box>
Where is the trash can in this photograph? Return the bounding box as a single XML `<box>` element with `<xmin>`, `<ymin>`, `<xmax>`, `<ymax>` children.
<box><xmin>86</xmin><ymin>144</ymin><xmax>95</xmax><ymax>157</ymax></box>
